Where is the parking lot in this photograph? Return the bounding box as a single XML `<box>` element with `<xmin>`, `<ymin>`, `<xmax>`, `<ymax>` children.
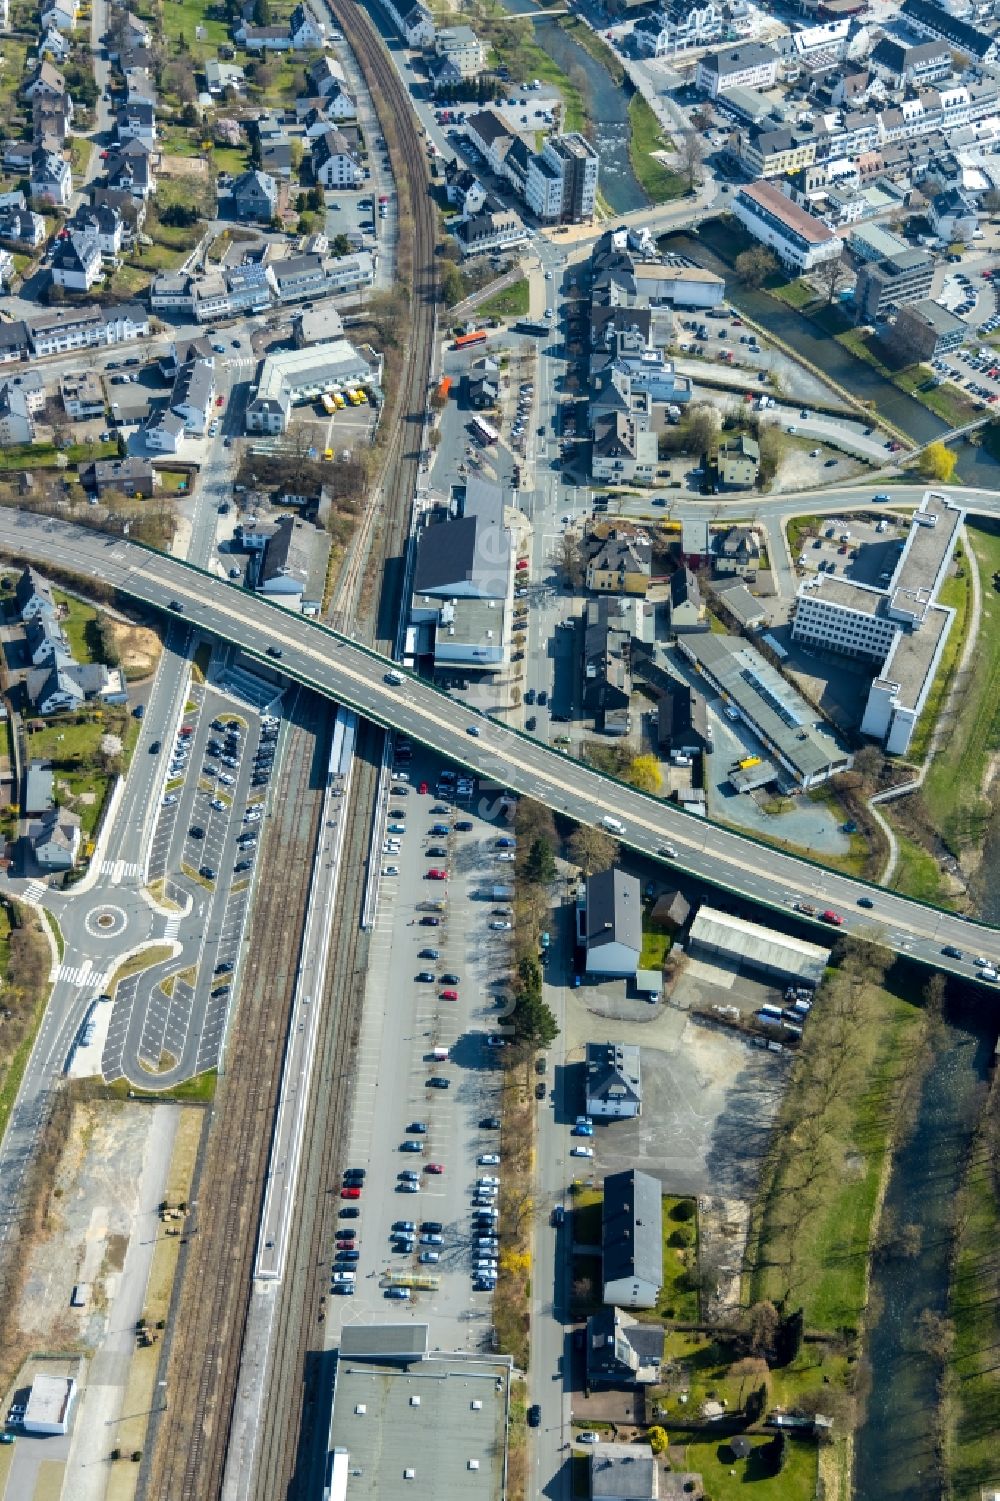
<box><xmin>103</xmin><ymin>692</ymin><xmax>283</xmax><ymax>1080</ymax></box>
<box><xmin>325</xmin><ymin>751</ymin><xmax>517</xmax><ymax>1346</ymax></box>
<box><xmin>796</xmin><ymin>508</ymin><xmax>906</xmax><ymax>585</ymax></box>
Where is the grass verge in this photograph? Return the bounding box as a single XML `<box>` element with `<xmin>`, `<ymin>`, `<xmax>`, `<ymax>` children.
<box><xmin>627</xmin><ymin>94</ymin><xmax>686</xmax><ymax>203</ymax></box>
<box><xmin>107</xmin><ymin>944</ymin><xmax>175</xmax><ymax>997</ymax></box>
<box><xmin>477</xmin><ymin>277</ymin><xmax>529</xmax><ymax>319</ymax></box>
<box><xmin>748</xmin><ymin>949</ymin><xmax>926</xmax><ymax>1333</ymax></box>
<box><xmin>42</xmin><ymin>908</ymin><xmax>65</xmax><ymax>963</ymax></box>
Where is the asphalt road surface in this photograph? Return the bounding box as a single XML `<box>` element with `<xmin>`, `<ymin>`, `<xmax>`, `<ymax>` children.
<box><xmin>0</xmin><ymin>509</ymin><xmax>997</xmax><ymax>986</ymax></box>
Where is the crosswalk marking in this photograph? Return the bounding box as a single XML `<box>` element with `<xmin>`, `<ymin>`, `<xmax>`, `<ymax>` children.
<box><xmin>23</xmin><ymin>880</ymin><xmax>46</xmax><ymax>903</ymax></box>
<box><xmin>163</xmin><ymin>916</ymin><xmax>181</xmax><ymax>941</ymax></box>
<box><xmin>101</xmin><ymin>860</ymin><xmax>141</xmax><ymax>883</ymax></box>
<box><xmin>57</xmin><ymin>962</ymin><xmax>93</xmax><ymax>987</ymax></box>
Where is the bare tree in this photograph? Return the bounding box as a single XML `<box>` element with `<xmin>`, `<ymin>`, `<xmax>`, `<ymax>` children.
<box><xmin>567</xmin><ymin>826</ymin><xmax>619</xmax><ymax>875</ymax></box>
<box><xmin>815</xmin><ymin>251</ymin><xmax>850</xmax><ymax>306</ymax></box>
<box><xmin>677</xmin><ymin>130</ymin><xmax>704</xmax><ymax>192</ymax></box>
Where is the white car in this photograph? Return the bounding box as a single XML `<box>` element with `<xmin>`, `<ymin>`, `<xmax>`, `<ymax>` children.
<box><xmin>261</xmin><ymin>715</ymin><xmax>279</xmax><ymax>727</ymax></box>
<box><xmin>496</xmin><ymin>853</ymin><xmax>515</xmax><ymax>863</ymax></box>
<box><xmin>384</xmin><ymin>864</ymin><xmax>400</xmax><ymax>876</ymax></box>
<box><xmin>163</xmin><ymin>794</ymin><xmax>177</xmax><ymax>806</ymax></box>
<box><xmin>219</xmin><ymin>773</ymin><xmax>236</xmax><ymax>786</ymax></box>
<box><xmin>478</xmin><ymin>1153</ymin><xmax>500</xmax><ymax>1165</ymax></box>
<box><xmin>477</xmin><ymin>1175</ymin><xmax>500</xmax><ymax>1187</ymax></box>
<box><xmin>490</xmin><ymin>920</ymin><xmax>512</xmax><ymax>931</ymax></box>
<box><xmin>570</xmin><ymin>1145</ymin><xmax>594</xmax><ymax>1158</ymax></box>
<box><xmin>577</xmin><ymin>1431</ymin><xmax>600</xmax><ymax>1445</ymax></box>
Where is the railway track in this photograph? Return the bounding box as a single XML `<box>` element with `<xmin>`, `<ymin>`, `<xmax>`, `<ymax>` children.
<box><xmin>324</xmin><ymin>0</ymin><xmax>438</xmax><ymax>652</ymax></box>
<box><xmin>144</xmin><ymin>701</ymin><xmax>330</xmax><ymax>1501</ymax></box>
<box><xmin>248</xmin><ymin>725</ymin><xmax>379</xmax><ymax>1501</ymax></box>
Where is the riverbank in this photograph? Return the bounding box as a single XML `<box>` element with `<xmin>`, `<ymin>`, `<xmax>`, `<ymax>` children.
<box><xmin>945</xmin><ymin>1059</ymin><xmax>1000</xmax><ymax>1500</ymax></box>
<box><xmin>627</xmin><ymin>93</ymin><xmax>685</xmax><ymax>204</ymax></box>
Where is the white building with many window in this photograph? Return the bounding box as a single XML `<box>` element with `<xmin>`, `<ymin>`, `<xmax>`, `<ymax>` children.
<box><xmin>732</xmin><ymin>181</ymin><xmax>842</xmax><ymax>272</ymax></box>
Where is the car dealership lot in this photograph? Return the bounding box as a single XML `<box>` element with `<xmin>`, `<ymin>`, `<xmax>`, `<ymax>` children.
<box><xmin>326</xmin><ymin>754</ymin><xmax>512</xmax><ymax>1343</ymax></box>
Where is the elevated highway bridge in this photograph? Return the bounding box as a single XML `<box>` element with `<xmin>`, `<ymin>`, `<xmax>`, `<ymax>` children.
<box><xmin>1</xmin><ymin>508</ymin><xmax>997</xmax><ymax>980</ymax></box>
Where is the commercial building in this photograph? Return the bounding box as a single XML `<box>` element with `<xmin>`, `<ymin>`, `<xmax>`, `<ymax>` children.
<box><xmin>324</xmin><ymin>1325</ymin><xmax>510</xmax><ymax>1501</ymax></box>
<box><xmin>892</xmin><ymin>298</ymin><xmax>966</xmax><ymax>360</ymax></box>
<box><xmin>28</xmin><ymin>303</ymin><xmax>149</xmax><ymax>356</ymax></box>
<box><xmin>899</xmin><ymin>0</ymin><xmax>998</xmax><ymax>63</ymax></box>
<box><xmin>23</xmin><ymin>1374</ymin><xmax>77</xmax><ymax>1434</ymax></box>
<box><xmin>586</xmin><ymin>1041</ymin><xmax>642</xmax><ymax>1118</ymax></box>
<box><xmin>525</xmin><ymin>132</ymin><xmax>599</xmax><ymax>224</ymax></box>
<box><xmin>696</xmin><ymin>41</ymin><xmax>779</xmax><ymax>98</ymax></box>
<box><xmin>791</xmin><ymin>491</ymin><xmax>963</xmax><ymax>754</ymax></box>
<box><xmin>408</xmin><ymin>477</ymin><xmax>513</xmax><ymax>672</ymax></box>
<box><xmin>60</xmin><ymin>370</ymin><xmax>105</xmax><ymax>420</ymax></box>
<box><xmin>677</xmin><ymin>631</ymin><xmax>851</xmax><ymax>787</ymax></box>
<box><xmin>688</xmin><ymin>906</ymin><xmax>830</xmax><ymax>986</ymax></box>
<box><xmin>854</xmin><ymin>246</ymin><xmax>934</xmax><ymax>323</ymax></box>
<box><xmin>732</xmin><ymin>182</ymin><xmax>842</xmax><ymax>273</ymax></box>
<box><xmin>581</xmin><ymin>867</ymin><xmax>642</xmax><ymax>978</ymax></box>
<box><xmin>253</xmin><ymin>514</ymin><xmax>330</xmax><ymax>613</ymax></box>
<box><xmin>591</xmin><ymin>413</ymin><xmax>658</xmax><ymax>486</ymax></box>
<box><xmin>586</xmin><ymin>528</ymin><xmax>651</xmax><ymax>596</ymax></box>
<box><xmin>848</xmin><ymin>222</ymin><xmax>910</xmax><ymax>264</ymax></box>
<box><xmin>602</xmin><ymin>1169</ymin><xmax>662</xmax><ymax>1309</ymax></box>
<box><xmin>432</xmin><ymin>25</ymin><xmax>484</xmax><ymax>77</ymax></box>
<box><xmin>245</xmin><ymin>339</ymin><xmax>375</xmax><ymax>433</ymax></box>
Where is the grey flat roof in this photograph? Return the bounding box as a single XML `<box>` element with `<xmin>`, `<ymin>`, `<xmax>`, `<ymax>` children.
<box><xmin>689</xmin><ymin>905</ymin><xmax>830</xmax><ymax>984</ymax></box>
<box><xmin>895</xmin><ymin>491</ymin><xmax>962</xmax><ymax>599</ymax></box>
<box><xmin>879</xmin><ymin>600</ymin><xmax>951</xmax><ymax>712</ymax></box>
<box><xmin>328</xmin><ymin>1351</ymin><xmax>509</xmax><ymax>1501</ymax></box>
<box><xmin>677</xmin><ymin>632</ymin><xmax>848</xmax><ymax>782</ymax></box>
<box><xmin>806</xmin><ymin>576</ymin><xmax>884</xmax><ymax>614</ymax></box>
<box><xmin>339</xmin><ymin>1325</ymin><xmax>428</xmax><ymax>1359</ymax></box>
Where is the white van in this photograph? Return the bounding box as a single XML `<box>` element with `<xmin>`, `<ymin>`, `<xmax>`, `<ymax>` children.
<box><xmin>600</xmin><ymin>816</ymin><xmax>625</xmax><ymax>835</ymax></box>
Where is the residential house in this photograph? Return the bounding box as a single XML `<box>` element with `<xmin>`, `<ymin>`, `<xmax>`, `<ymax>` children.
<box><xmin>30</xmin><ymin>148</ymin><xmax>71</xmax><ymax>208</ymax></box>
<box><xmin>104</xmin><ymin>138</ymin><xmax>155</xmax><ymax>199</ymax></box>
<box><xmin>0</xmin><ymin>372</ymin><xmax>44</xmax><ymax>446</ymax></box>
<box><xmin>899</xmin><ymin>0</ymin><xmax>998</xmax><ymax>64</ymax></box>
<box><xmin>16</xmin><ymin>566</ymin><xmax>56</xmax><ymax>620</ymax></box>
<box><xmin>23</xmin><ymin>61</ymin><xmax>69</xmax><ymax>105</ymax></box>
<box><xmin>655</xmin><ymin>680</ymin><xmax>712</xmax><ymax>756</ymax></box>
<box><xmin>168</xmin><ymin>357</ymin><xmax>216</xmax><ymax>435</ymax></box>
<box><xmin>869</xmin><ymin>36</ymin><xmax>952</xmax><ymax>88</ymax></box>
<box><xmin>60</xmin><ymin>370</ymin><xmax>105</xmax><ymax>420</ymax></box>
<box><xmin>40</xmin><ymin>27</ymin><xmax>73</xmax><ymax>62</ymax></box>
<box><xmin>583</xmin><ymin>596</ymin><xmax>636</xmax><ymax>736</ymax></box>
<box><xmin>255</xmin><ymin>514</ymin><xmax>330</xmax><ymax>612</ymax></box>
<box><xmin>117</xmin><ymin>98</ymin><xmax>156</xmax><ymax>145</ymax></box>
<box><xmin>288</xmin><ymin>2</ymin><xmax>325</xmax><ymax>48</ymax></box>
<box><xmin>0</xmin><ymin>247</ymin><xmax>14</xmax><ymax>286</ymax></box>
<box><xmin>238</xmin><ymin>24</ymin><xmax>292</xmax><ymax>51</ymax></box>
<box><xmin>591</xmin><ymin>414</ymin><xmax>657</xmax><ymax>487</ymax></box>
<box><xmin>205</xmin><ymin>59</ymin><xmax>247</xmax><ymax>95</ymax></box>
<box><xmin>28</xmin><ymin>806</ymin><xmax>82</xmax><ymax>870</ymax></box>
<box><xmin>716</xmin><ymin>433</ymin><xmax>760</xmax><ymax>490</ymax></box>
<box><xmin>467</xmin><ymin>354</ymin><xmax>499</xmax><ymax>409</ymax></box>
<box><xmin>633</xmin><ymin>0</ymin><xmax>723</xmax><ymax>57</ymax></box>
<box><xmin>602</xmin><ymin>1168</ymin><xmax>663</xmax><ymax>1309</ymax></box>
<box><xmin>432</xmin><ymin>25</ymin><xmax>484</xmax><ymax>78</ymax></box>
<box><xmin>71</xmin><ymin>204</ymin><xmax>123</xmax><ymax>258</ymax></box>
<box><xmin>453</xmin><ymin>201</ymin><xmax>528</xmax><ymax>257</ymax></box>
<box><xmin>714</xmin><ymin>525</ymin><xmax>762</xmax><ymax>577</ymax></box>
<box><xmin>307</xmin><ymin>54</ymin><xmax>348</xmax><ymax>98</ymax></box>
<box><xmin>24</xmin><ymin>761</ymin><xmax>55</xmax><ymax>817</ymax></box>
<box><xmin>25</xmin><ymin>612</ymin><xmax>70</xmax><ymax>666</ymax></box>
<box><xmin>582</xmin><ymin>867</ymin><xmax>642</xmax><ymax>978</ymax></box>
<box><xmin>88</xmin><ymin>455</ymin><xmax>155</xmax><ymax>498</ymax></box>
<box><xmin>261</xmin><ymin>139</ymin><xmax>293</xmax><ymax>179</ymax></box>
<box><xmin>586</xmin><ymin>1041</ymin><xmax>642</xmax><ymax>1119</ymax></box>
<box><xmin>669</xmin><ymin>567</ymin><xmax>704</xmax><ymax>631</ymax></box>
<box><xmin>585</xmin><ymin>1307</ymin><xmax>663</xmax><ymax>1388</ymax></box>
<box><xmin>28</xmin><ymin>302</ymin><xmax>149</xmax><ymax>356</ymax></box>
<box><xmin>89</xmin><ymin>186</ymin><xmax>145</xmax><ymax>244</ymax></box>
<box><xmin>144</xmin><ymin>408</ymin><xmax>186</xmax><ymax>453</ymax></box>
<box><xmin>380</xmin><ymin>0</ymin><xmax>435</xmax><ymax>47</ymax></box>
<box><xmin>525</xmin><ymin>133</ymin><xmax>599</xmax><ymax>224</ymax></box>
<box><xmin>271</xmin><ymin>252</ymin><xmax>331</xmax><ymax>303</ymax></box>
<box><xmin>0</xmin><ymin>322</ymin><xmax>28</xmax><ymax>365</ymax></box>
<box><xmin>311</xmin><ymin>128</ymin><xmax>363</xmax><ymax>188</ymax></box>
<box><xmin>231</xmin><ymin>169</ymin><xmax>278</xmax><ymax>222</ymax></box>
<box><xmin>586</xmin><ymin>528</ymin><xmax>651</xmax><ymax>596</ymax></box>
<box><xmin>51</xmin><ymin>230</ymin><xmax>104</xmax><ymax>292</ymax></box>
<box><xmin>0</xmin><ymin>205</ymin><xmax>46</xmax><ymax>248</ymax></box>
<box><xmin>929</xmin><ymin>186</ymin><xmax>978</xmax><ymax>242</ymax></box>
<box><xmin>26</xmin><ymin>661</ymin><xmax>118</xmax><ymax>715</ymax></box>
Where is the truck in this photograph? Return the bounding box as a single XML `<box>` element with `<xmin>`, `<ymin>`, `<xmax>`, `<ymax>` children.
<box><xmin>601</xmin><ymin>815</ymin><xmax>625</xmax><ymax>834</ymax></box>
<box><xmin>492</xmin><ymin>884</ymin><xmax>513</xmax><ymax>901</ymax></box>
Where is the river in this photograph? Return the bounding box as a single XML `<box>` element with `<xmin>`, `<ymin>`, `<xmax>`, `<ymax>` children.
<box><xmin>852</xmin><ymin>1003</ymin><xmax>996</xmax><ymax>1500</ymax></box>
<box><xmin>661</xmin><ymin>230</ymin><xmax>1000</xmax><ymax>487</ymax></box>
<box><xmin>500</xmin><ymin>0</ymin><xmax>648</xmax><ymax>214</ymax></box>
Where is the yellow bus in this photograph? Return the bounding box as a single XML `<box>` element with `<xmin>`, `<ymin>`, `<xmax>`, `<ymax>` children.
<box><xmin>321</xmin><ymin>392</ymin><xmax>336</xmax><ymax>415</ymax></box>
<box><xmin>333</xmin><ymin>392</ymin><xmax>347</xmax><ymax>409</ymax></box>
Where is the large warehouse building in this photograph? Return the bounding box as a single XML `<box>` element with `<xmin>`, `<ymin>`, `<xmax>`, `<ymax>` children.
<box><xmin>245</xmin><ymin>339</ymin><xmax>378</xmax><ymax>433</ymax></box>
<box><xmin>324</xmin><ymin>1325</ymin><xmax>511</xmax><ymax>1501</ymax></box>
<box><xmin>687</xmin><ymin>907</ymin><xmax>830</xmax><ymax>986</ymax></box>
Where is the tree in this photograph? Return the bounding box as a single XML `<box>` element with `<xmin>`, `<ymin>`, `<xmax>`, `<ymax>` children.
<box><xmin>773</xmin><ymin>1306</ymin><xmax>804</xmax><ymax>1367</ymax></box>
<box><xmin>682</xmin><ymin>401</ymin><xmax>721</xmax><ymax>459</ymax></box>
<box><xmin>647</xmin><ymin>1426</ymin><xmax>669</xmax><ymax>1455</ymax></box>
<box><xmin>735</xmin><ymin>247</ymin><xmax>778</xmax><ymax>288</ymax></box>
<box><xmin>556</xmin><ymin>532</ymin><xmax>586</xmax><ymax>588</ymax></box>
<box><xmin>729</xmin><ymin>1356</ymin><xmax>770</xmax><ymax>1408</ymax></box>
<box><xmin>567</xmin><ymin>825</ymin><xmax>618</xmax><ymax>875</ymax></box>
<box><xmin>253</xmin><ymin>0</ymin><xmax>271</xmax><ymax>22</ymax></box>
<box><xmin>983</xmin><ymin>188</ymin><xmax>1000</xmax><ymax>217</ymax></box>
<box><xmin>525</xmin><ymin>837</ymin><xmax>557</xmax><ymax>883</ymax></box>
<box><xmin>677</xmin><ymin>130</ymin><xmax>704</xmax><ymax>192</ymax></box>
<box><xmin>743</xmin><ymin>1299</ymin><xmax>779</xmax><ymax>1358</ymax></box>
<box><xmin>815</xmin><ymin>251</ymin><xmax>850</xmax><ymax>306</ymax></box>
<box><xmin>330</xmin><ymin>232</ymin><xmax>352</xmax><ymax>258</ymax></box>
<box><xmin>627</xmin><ymin>754</ymin><xmax>662</xmax><ymax>795</ymax></box>
<box><xmin>307</xmin><ymin>185</ymin><xmax>325</xmax><ymax>212</ymax></box>
<box><xmin>440</xmin><ymin>260</ymin><xmax>465</xmax><ymax>307</ymax></box>
<box><xmin>917</xmin><ymin>441</ymin><xmax>957</xmax><ymax>484</ymax></box>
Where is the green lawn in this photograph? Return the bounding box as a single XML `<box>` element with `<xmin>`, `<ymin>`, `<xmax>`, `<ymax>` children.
<box><xmin>52</xmin><ymin>589</ymin><xmax>101</xmax><ymax>664</ymax></box>
<box><xmin>572</xmin><ymin>1187</ymin><xmax>602</xmax><ymax>1245</ymax></box>
<box><xmin>769</xmin><ymin>278</ymin><xmax>816</xmax><ymax>310</ymax></box>
<box><xmin>484</xmin><ymin>32</ymin><xmax>585</xmax><ymax>135</ymax></box>
<box><xmin>749</xmin><ymin>976</ymin><xmax>925</xmax><ymax>1333</ymax></box>
<box><xmin>639</xmin><ymin>923</ymin><xmax>671</xmax><ymax>971</ymax></box>
<box><xmin>0</xmin><ymin>38</ymin><xmax>28</xmax><ymax>113</ymax></box>
<box><xmin>627</xmin><ymin>94</ymin><xmax>686</xmax><ymax>204</ymax></box>
<box><xmin>161</xmin><ymin>0</ymin><xmax>232</xmax><ymax>57</ymax></box>
<box><xmin>684</xmin><ymin>1436</ymin><xmax>818</xmax><ymax>1500</ymax></box>
<box><xmin>887</xmin><ymin>832</ymin><xmax>954</xmax><ymax>907</ymax></box>
<box><xmin>784</xmin><ymin>514</ymin><xmax>822</xmax><ymax>557</ymax></box>
<box><xmin>916</xmin><ymin>522</ymin><xmax>1000</xmax><ymax>853</ymax></box>
<box><xmin>126</xmin><ymin>241</ymin><xmax>187</xmax><ymax>273</ymax></box>
<box><xmin>210</xmin><ymin>145</ymin><xmax>250</xmax><ymax>176</ymax></box>
<box><xmin>656</xmin><ymin>1196</ymin><xmax>698</xmax><ymax>1322</ymax></box>
<box><xmin>67</xmin><ymin>135</ymin><xmax>93</xmax><ymax>179</ymax></box>
<box><xmin>476</xmin><ymin>278</ymin><xmax>529</xmax><ymax>320</ymax></box>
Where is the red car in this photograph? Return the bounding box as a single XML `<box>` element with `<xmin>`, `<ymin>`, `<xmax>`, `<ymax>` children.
<box><xmin>821</xmin><ymin>909</ymin><xmax>843</xmax><ymax>926</ymax></box>
<box><xmin>425</xmin><ymin>1163</ymin><xmax>444</xmax><ymax>1174</ymax></box>
<box><xmin>440</xmin><ymin>989</ymin><xmax>458</xmax><ymax>1002</ymax></box>
<box><xmin>426</xmin><ymin>868</ymin><xmax>448</xmax><ymax>880</ymax></box>
<box><xmin>419</xmin><ymin>781</ymin><xmax>429</xmax><ymax>794</ymax></box>
<box><xmin>216</xmin><ymin>394</ymin><xmax>226</xmax><ymax>407</ymax></box>
<box><xmin>516</xmin><ymin>556</ymin><xmax>529</xmax><ymax>568</ymax></box>
<box><xmin>340</xmin><ymin>1186</ymin><xmax>361</xmax><ymax>1199</ymax></box>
